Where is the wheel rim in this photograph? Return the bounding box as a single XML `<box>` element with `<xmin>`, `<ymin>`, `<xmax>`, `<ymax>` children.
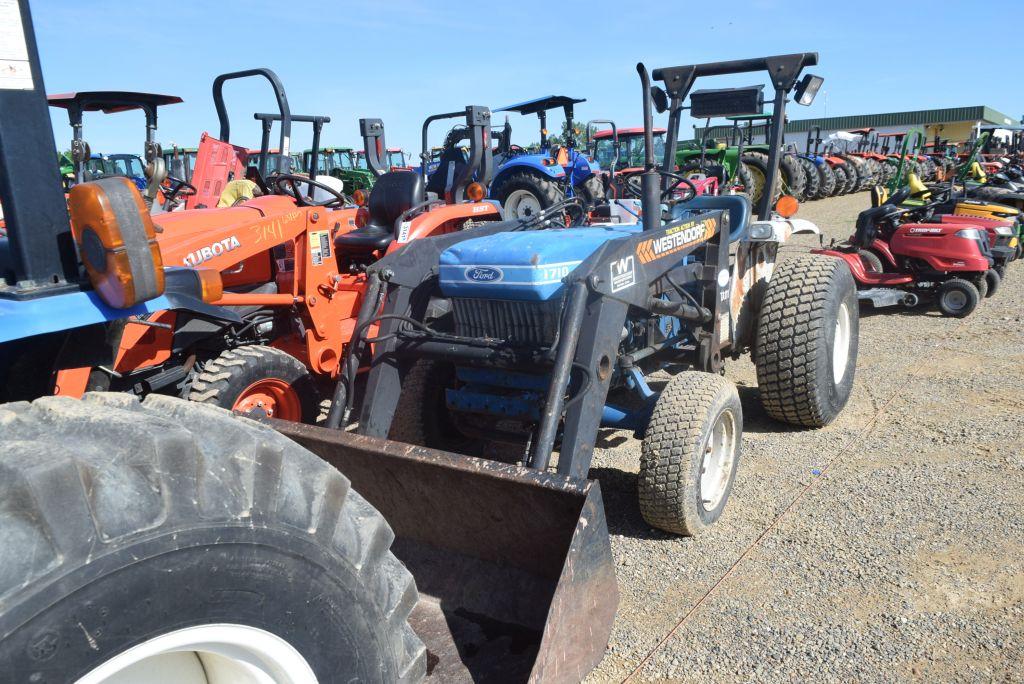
<box><xmin>76</xmin><ymin>623</ymin><xmax>316</xmax><ymax>684</ymax></box>
<box><xmin>943</xmin><ymin>289</ymin><xmax>968</xmax><ymax>312</ymax></box>
<box><xmin>832</xmin><ymin>301</ymin><xmax>852</xmax><ymax>384</ymax></box>
<box><xmin>504</xmin><ymin>189</ymin><xmax>543</xmax><ymax>219</ymax></box>
<box><xmin>233</xmin><ymin>378</ymin><xmax>302</xmax><ymax>421</ymax></box>
<box><xmin>699</xmin><ymin>408</ymin><xmax>738</xmax><ymax>511</ymax></box>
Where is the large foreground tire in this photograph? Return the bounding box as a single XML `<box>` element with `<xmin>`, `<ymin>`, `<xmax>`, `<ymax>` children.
<box><xmin>639</xmin><ymin>372</ymin><xmax>742</xmax><ymax>536</ymax></box>
<box><xmin>756</xmin><ymin>254</ymin><xmax>859</xmax><ymax>428</ymax></box>
<box><xmin>494</xmin><ymin>171</ymin><xmax>562</xmax><ymax>219</ymax></box>
<box><xmin>188</xmin><ymin>344</ymin><xmax>319</xmax><ymax>423</ymax></box>
<box><xmin>0</xmin><ymin>393</ymin><xmax>425</xmax><ymax>682</ymax></box>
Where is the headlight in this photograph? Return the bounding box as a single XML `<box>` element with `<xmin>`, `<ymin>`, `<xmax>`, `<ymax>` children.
<box><xmin>749</xmin><ymin>222</ymin><xmax>774</xmax><ymax>239</ymax></box>
<box><xmin>954</xmin><ymin>228</ymin><xmax>982</xmax><ymax>240</ymax></box>
<box><xmin>994</xmin><ymin>226</ymin><xmax>1013</xmax><ymax>236</ymax></box>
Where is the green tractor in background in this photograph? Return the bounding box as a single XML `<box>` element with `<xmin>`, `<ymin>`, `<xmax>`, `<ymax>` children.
<box><xmin>303</xmin><ymin>146</ymin><xmax>376</xmax><ymax>193</ymax></box>
<box><xmin>677</xmin><ymin>112</ymin><xmax>807</xmax><ymax>204</ymax></box>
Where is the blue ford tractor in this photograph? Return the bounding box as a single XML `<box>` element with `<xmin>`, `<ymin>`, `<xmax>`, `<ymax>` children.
<box><xmin>332</xmin><ymin>53</ymin><xmax>857</xmax><ymax>538</ymax></box>
<box><xmin>489</xmin><ymin>95</ymin><xmax>605</xmax><ymax>218</ymax></box>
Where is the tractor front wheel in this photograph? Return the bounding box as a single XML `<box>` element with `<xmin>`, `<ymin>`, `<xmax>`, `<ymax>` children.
<box><xmin>0</xmin><ymin>393</ymin><xmax>426</xmax><ymax>683</ymax></box>
<box><xmin>639</xmin><ymin>372</ymin><xmax>742</xmax><ymax>536</ymax></box>
<box><xmin>756</xmin><ymin>254</ymin><xmax>859</xmax><ymax>428</ymax></box>
<box><xmin>188</xmin><ymin>345</ymin><xmax>319</xmax><ymax>423</ymax></box>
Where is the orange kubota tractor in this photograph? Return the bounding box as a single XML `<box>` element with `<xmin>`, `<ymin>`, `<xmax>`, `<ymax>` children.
<box><xmin>46</xmin><ymin>70</ymin><xmax>501</xmax><ymax>421</ymax></box>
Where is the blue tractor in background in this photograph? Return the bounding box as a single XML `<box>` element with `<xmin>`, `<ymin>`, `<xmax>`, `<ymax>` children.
<box><xmin>489</xmin><ymin>95</ymin><xmax>605</xmax><ymax>218</ymax></box>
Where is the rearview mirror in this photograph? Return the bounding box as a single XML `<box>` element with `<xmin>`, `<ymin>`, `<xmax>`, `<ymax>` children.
<box><xmin>794</xmin><ymin>74</ymin><xmax>824</xmax><ymax>106</ymax></box>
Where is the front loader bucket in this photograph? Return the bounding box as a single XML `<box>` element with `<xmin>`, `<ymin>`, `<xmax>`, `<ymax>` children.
<box><xmin>273</xmin><ymin>421</ymin><xmax>618</xmax><ymax>683</ymax></box>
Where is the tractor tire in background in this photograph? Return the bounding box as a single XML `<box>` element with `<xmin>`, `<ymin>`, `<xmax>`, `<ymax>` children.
<box><xmin>831</xmin><ymin>164</ymin><xmax>852</xmax><ymax>195</ymax></box>
<box><xmin>840</xmin><ymin>156</ymin><xmax>867</xmax><ymax>192</ymax></box>
<box><xmin>740</xmin><ymin>154</ymin><xmax>777</xmax><ymax>208</ymax></box>
<box><xmin>494</xmin><ymin>171</ymin><xmax>563</xmax><ymax>220</ymax></box>
<box><xmin>638</xmin><ymin>371</ymin><xmax>742</xmax><ymax>536</ymax></box>
<box><xmin>796</xmin><ymin>156</ymin><xmax>822</xmax><ymax>200</ymax></box>
<box><xmin>818</xmin><ymin>163</ymin><xmax>837</xmax><ymax>198</ymax></box>
<box><xmin>755</xmin><ymin>254</ymin><xmax>859</xmax><ymax>428</ymax></box>
<box><xmin>0</xmin><ymin>393</ymin><xmax>426</xmax><ymax>682</ymax></box>
<box><xmin>389</xmin><ymin>359</ymin><xmax>482</xmax><ymax>456</ymax></box>
<box><xmin>573</xmin><ymin>174</ymin><xmax>606</xmax><ymax>211</ymax></box>
<box><xmin>780</xmin><ymin>153</ymin><xmax>808</xmax><ymax>201</ymax></box>
<box><xmin>188</xmin><ymin>345</ymin><xmax>319</xmax><ymax>423</ymax></box>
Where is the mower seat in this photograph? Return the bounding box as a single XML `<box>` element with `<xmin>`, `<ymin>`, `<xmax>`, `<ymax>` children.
<box><xmin>335</xmin><ymin>171</ymin><xmax>422</xmax><ymax>254</ymax></box>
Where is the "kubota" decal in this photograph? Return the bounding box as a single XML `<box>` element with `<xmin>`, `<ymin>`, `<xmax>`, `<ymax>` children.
<box><xmin>183</xmin><ymin>236</ymin><xmax>241</xmax><ymax>267</ymax></box>
<box><xmin>635</xmin><ymin>218</ymin><xmax>716</xmax><ymax>264</ymax></box>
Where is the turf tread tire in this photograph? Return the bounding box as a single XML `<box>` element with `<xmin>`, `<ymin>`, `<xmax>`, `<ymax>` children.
<box><xmin>638</xmin><ymin>372</ymin><xmax>742</xmax><ymax>536</ymax></box>
<box><xmin>755</xmin><ymin>254</ymin><xmax>859</xmax><ymax>428</ymax></box>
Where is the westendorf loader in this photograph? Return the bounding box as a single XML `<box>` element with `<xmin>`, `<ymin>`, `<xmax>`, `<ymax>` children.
<box><xmin>330</xmin><ymin>53</ymin><xmax>856</xmax><ymax>542</ymax></box>
<box><xmin>0</xmin><ymin>4</ymin><xmax>613</xmax><ymax>681</ymax></box>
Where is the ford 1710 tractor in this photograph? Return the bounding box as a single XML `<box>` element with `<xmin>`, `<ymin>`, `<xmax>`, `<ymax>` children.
<box><xmin>331</xmin><ymin>53</ymin><xmax>857</xmax><ymax>541</ymax></box>
<box><xmin>489</xmin><ymin>95</ymin><xmax>604</xmax><ymax>218</ymax></box>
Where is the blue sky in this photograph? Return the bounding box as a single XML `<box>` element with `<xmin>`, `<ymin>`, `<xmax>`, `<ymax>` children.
<box><xmin>32</xmin><ymin>0</ymin><xmax>1023</xmax><ymax>157</ymax></box>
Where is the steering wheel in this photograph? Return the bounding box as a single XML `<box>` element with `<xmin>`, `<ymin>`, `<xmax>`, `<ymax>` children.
<box><xmin>162</xmin><ymin>176</ymin><xmax>196</xmax><ymax>205</ymax></box>
<box><xmin>273</xmin><ymin>174</ymin><xmax>346</xmax><ymax>207</ymax></box>
<box><xmin>618</xmin><ymin>170</ymin><xmax>699</xmax><ymax>204</ymax></box>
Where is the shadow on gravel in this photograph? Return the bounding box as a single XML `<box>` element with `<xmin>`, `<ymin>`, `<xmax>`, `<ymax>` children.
<box><xmin>587</xmin><ymin>466</ymin><xmax>676</xmax><ymax>540</ymax></box>
<box><xmin>858</xmin><ymin>302</ymin><xmax>943</xmax><ymax>319</ymax></box>
<box><xmin>735</xmin><ymin>385</ymin><xmax>804</xmax><ymax>435</ymax></box>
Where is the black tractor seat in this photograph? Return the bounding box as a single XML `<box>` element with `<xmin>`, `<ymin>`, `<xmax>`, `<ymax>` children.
<box><xmin>335</xmin><ymin>171</ymin><xmax>422</xmax><ymax>254</ymax></box>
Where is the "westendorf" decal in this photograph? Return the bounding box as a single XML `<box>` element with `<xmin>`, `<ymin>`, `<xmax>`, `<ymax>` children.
<box><xmin>635</xmin><ymin>218</ymin><xmax>716</xmax><ymax>264</ymax></box>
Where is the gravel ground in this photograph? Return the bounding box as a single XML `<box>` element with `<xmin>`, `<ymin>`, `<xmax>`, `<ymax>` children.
<box><xmin>583</xmin><ymin>192</ymin><xmax>1024</xmax><ymax>682</ymax></box>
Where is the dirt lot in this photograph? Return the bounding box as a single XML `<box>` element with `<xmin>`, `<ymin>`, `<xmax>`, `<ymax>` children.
<box><xmin>585</xmin><ymin>193</ymin><xmax>1024</xmax><ymax>682</ymax></box>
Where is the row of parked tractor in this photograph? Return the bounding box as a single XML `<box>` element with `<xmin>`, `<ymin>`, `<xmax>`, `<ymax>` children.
<box><xmin>1</xmin><ymin>14</ymin><xmax>1022</xmax><ymax>679</ymax></box>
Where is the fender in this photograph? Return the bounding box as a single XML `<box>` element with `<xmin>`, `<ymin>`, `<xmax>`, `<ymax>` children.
<box><xmin>388</xmin><ymin>201</ymin><xmax>502</xmax><ymax>251</ymax></box>
<box><xmin>491</xmin><ymin>156</ymin><xmax>565</xmax><ymax>192</ymax></box>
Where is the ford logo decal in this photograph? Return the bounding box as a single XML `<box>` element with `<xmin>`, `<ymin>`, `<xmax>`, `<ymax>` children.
<box><xmin>465</xmin><ymin>266</ymin><xmax>503</xmax><ymax>282</ymax></box>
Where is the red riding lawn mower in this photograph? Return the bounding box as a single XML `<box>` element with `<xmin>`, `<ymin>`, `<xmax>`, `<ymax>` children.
<box><xmin>813</xmin><ymin>185</ymin><xmax>998</xmax><ymax>317</ymax></box>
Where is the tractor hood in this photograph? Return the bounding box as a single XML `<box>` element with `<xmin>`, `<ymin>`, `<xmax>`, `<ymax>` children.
<box><xmin>439</xmin><ymin>225</ymin><xmax>640</xmax><ymax>301</ymax></box>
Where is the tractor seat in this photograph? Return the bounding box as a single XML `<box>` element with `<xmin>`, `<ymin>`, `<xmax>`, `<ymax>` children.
<box><xmin>335</xmin><ymin>171</ymin><xmax>422</xmax><ymax>254</ymax></box>
<box><xmin>853</xmin><ymin>204</ymin><xmax>900</xmax><ymax>248</ymax></box>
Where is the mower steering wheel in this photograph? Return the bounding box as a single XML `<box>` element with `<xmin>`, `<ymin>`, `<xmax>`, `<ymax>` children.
<box><xmin>274</xmin><ymin>174</ymin><xmax>346</xmax><ymax>207</ymax></box>
<box><xmin>619</xmin><ymin>170</ymin><xmax>699</xmax><ymax>204</ymax></box>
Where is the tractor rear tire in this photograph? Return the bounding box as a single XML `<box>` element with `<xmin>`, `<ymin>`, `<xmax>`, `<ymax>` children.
<box><xmin>797</xmin><ymin>157</ymin><xmax>821</xmax><ymax>200</ymax></box>
<box><xmin>574</xmin><ymin>173</ymin><xmax>606</xmax><ymax>211</ymax></box>
<box><xmin>495</xmin><ymin>171</ymin><xmax>562</xmax><ymax>220</ymax></box>
<box><xmin>639</xmin><ymin>372</ymin><xmax>742</xmax><ymax>536</ymax></box>
<box><xmin>756</xmin><ymin>254</ymin><xmax>859</xmax><ymax>428</ymax></box>
<box><xmin>818</xmin><ymin>163</ymin><xmax>837</xmax><ymax>198</ymax></box>
<box><xmin>780</xmin><ymin>153</ymin><xmax>808</xmax><ymax>201</ymax></box>
<box><xmin>0</xmin><ymin>393</ymin><xmax>426</xmax><ymax>682</ymax></box>
<box><xmin>831</xmin><ymin>164</ymin><xmax>851</xmax><ymax>195</ymax></box>
<box><xmin>936</xmin><ymin>278</ymin><xmax>980</xmax><ymax>317</ymax></box>
<box><xmin>188</xmin><ymin>345</ymin><xmax>319</xmax><ymax>423</ymax></box>
<box><xmin>740</xmin><ymin>154</ymin><xmax>776</xmax><ymax>207</ymax></box>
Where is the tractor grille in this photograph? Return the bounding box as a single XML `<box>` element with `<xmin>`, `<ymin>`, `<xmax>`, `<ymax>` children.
<box><xmin>452</xmin><ymin>298</ymin><xmax>561</xmax><ymax>346</ymax></box>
